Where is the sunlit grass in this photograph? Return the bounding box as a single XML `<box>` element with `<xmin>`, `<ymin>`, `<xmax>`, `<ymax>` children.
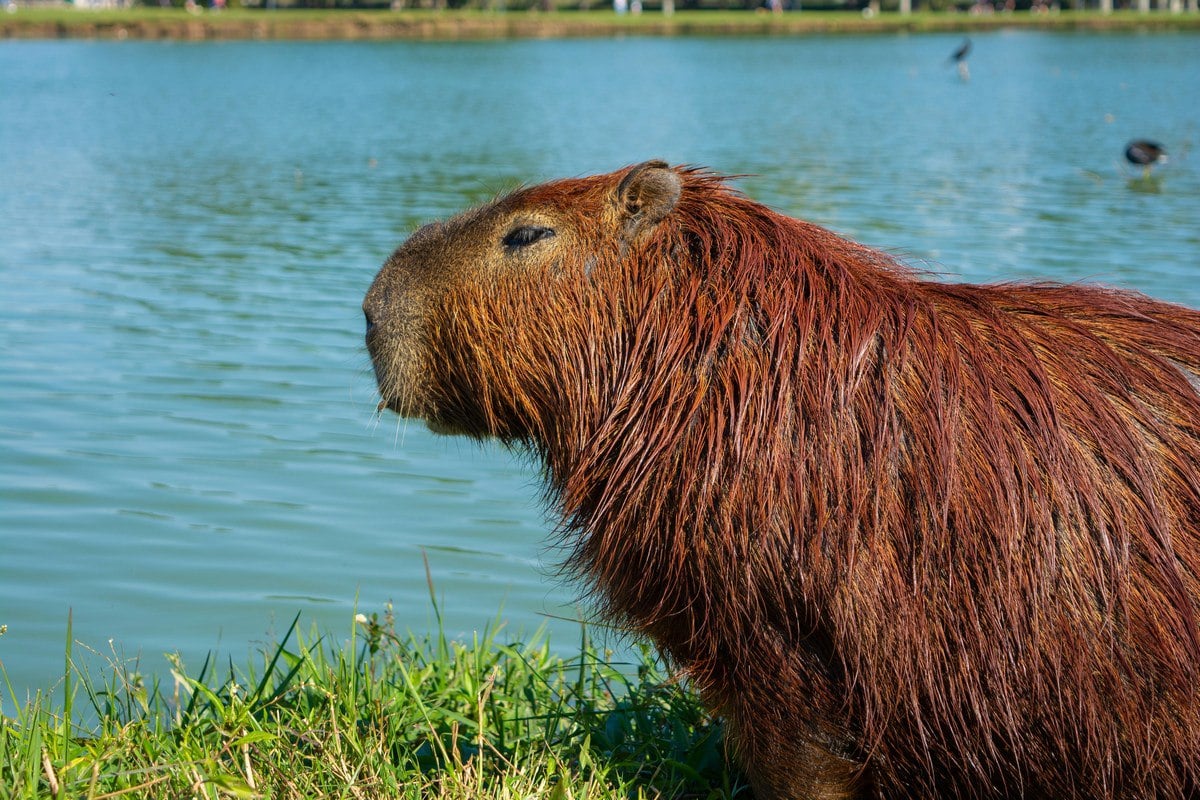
<box><xmin>0</xmin><ymin>603</ymin><xmax>744</xmax><ymax>799</ymax></box>
<box><xmin>3</xmin><ymin>6</ymin><xmax>1197</xmax><ymax>39</ymax></box>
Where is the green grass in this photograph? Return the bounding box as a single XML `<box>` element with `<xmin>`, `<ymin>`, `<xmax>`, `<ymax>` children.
<box><xmin>3</xmin><ymin>6</ymin><xmax>1198</xmax><ymax>39</ymax></box>
<box><xmin>0</xmin><ymin>603</ymin><xmax>744</xmax><ymax>799</ymax></box>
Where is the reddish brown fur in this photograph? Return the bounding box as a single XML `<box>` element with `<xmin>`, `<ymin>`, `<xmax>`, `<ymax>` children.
<box><xmin>364</xmin><ymin>163</ymin><xmax>1200</xmax><ymax>799</ymax></box>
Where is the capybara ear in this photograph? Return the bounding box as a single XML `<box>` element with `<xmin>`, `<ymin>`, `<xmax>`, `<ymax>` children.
<box><xmin>615</xmin><ymin>160</ymin><xmax>682</xmax><ymax>245</ymax></box>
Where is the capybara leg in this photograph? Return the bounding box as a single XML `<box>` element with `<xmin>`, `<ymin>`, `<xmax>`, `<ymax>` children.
<box><xmin>743</xmin><ymin>737</ymin><xmax>866</xmax><ymax>800</ymax></box>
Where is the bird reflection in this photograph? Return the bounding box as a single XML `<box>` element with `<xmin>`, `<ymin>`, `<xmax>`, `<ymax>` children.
<box><xmin>949</xmin><ymin>38</ymin><xmax>972</xmax><ymax>82</ymax></box>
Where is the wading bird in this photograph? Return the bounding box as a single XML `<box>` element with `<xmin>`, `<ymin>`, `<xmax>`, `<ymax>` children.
<box><xmin>949</xmin><ymin>38</ymin><xmax>972</xmax><ymax>81</ymax></box>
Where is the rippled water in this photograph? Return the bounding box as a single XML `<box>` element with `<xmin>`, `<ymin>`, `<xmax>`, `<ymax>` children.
<box><xmin>2</xmin><ymin>33</ymin><xmax>1197</xmax><ymax>702</ymax></box>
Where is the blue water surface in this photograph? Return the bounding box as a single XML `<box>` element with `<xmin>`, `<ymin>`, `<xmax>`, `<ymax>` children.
<box><xmin>1</xmin><ymin>31</ymin><xmax>1197</xmax><ymax>703</ymax></box>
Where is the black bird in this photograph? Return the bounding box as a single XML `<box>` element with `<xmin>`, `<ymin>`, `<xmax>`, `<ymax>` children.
<box><xmin>1125</xmin><ymin>140</ymin><xmax>1168</xmax><ymax>174</ymax></box>
<box><xmin>949</xmin><ymin>38</ymin><xmax>972</xmax><ymax>81</ymax></box>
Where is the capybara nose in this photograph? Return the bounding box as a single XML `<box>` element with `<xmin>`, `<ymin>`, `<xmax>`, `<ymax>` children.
<box><xmin>363</xmin><ymin>288</ymin><xmax>387</xmax><ymax>338</ymax></box>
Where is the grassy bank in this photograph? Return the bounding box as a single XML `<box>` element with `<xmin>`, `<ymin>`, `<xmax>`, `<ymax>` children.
<box><xmin>2</xmin><ymin>6</ymin><xmax>1199</xmax><ymax>40</ymax></box>
<box><xmin>0</xmin><ymin>607</ymin><xmax>742</xmax><ymax>799</ymax></box>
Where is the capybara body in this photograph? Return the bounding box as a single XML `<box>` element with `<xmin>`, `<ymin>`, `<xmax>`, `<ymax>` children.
<box><xmin>363</xmin><ymin>162</ymin><xmax>1200</xmax><ymax>799</ymax></box>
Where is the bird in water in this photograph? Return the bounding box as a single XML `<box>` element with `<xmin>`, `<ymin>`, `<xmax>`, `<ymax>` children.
<box><xmin>949</xmin><ymin>38</ymin><xmax>972</xmax><ymax>81</ymax></box>
<box><xmin>1124</xmin><ymin>140</ymin><xmax>1168</xmax><ymax>176</ymax></box>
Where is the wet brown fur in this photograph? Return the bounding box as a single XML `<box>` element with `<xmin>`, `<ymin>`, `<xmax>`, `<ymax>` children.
<box><xmin>364</xmin><ymin>163</ymin><xmax>1200</xmax><ymax>799</ymax></box>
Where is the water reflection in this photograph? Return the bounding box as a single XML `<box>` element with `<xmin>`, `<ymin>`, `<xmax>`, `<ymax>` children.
<box><xmin>1127</xmin><ymin>174</ymin><xmax>1166</xmax><ymax>194</ymax></box>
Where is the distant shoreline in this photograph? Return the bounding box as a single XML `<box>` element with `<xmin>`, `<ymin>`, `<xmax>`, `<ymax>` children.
<box><xmin>3</xmin><ymin>7</ymin><xmax>1199</xmax><ymax>41</ymax></box>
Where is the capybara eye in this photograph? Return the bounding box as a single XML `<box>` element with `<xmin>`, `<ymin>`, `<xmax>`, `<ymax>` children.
<box><xmin>502</xmin><ymin>225</ymin><xmax>556</xmax><ymax>250</ymax></box>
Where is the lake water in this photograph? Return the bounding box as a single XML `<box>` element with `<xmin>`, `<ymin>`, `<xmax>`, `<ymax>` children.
<box><xmin>1</xmin><ymin>32</ymin><xmax>1197</xmax><ymax>705</ymax></box>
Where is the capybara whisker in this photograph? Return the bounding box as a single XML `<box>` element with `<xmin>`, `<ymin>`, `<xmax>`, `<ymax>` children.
<box><xmin>363</xmin><ymin>161</ymin><xmax>1200</xmax><ymax>800</ymax></box>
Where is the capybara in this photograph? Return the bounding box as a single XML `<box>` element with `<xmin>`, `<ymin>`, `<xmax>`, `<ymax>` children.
<box><xmin>363</xmin><ymin>161</ymin><xmax>1200</xmax><ymax>799</ymax></box>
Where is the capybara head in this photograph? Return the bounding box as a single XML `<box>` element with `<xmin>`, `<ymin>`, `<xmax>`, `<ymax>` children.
<box><xmin>364</xmin><ymin>160</ymin><xmax>681</xmax><ymax>439</ymax></box>
<box><xmin>365</xmin><ymin>162</ymin><xmax>1200</xmax><ymax>799</ymax></box>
